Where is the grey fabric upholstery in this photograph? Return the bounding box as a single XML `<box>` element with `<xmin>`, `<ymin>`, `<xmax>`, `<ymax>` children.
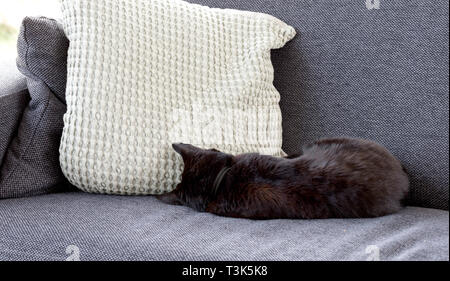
<box><xmin>0</xmin><ymin>1</ymin><xmax>447</xmax><ymax>262</ymax></box>
<box><xmin>0</xmin><ymin>56</ymin><xmax>27</xmax><ymax>97</ymax></box>
<box><xmin>3</xmin><ymin>1</ymin><xmax>447</xmax><ymax>210</ymax></box>
<box><xmin>0</xmin><ymin>89</ymin><xmax>29</xmax><ymax>166</ymax></box>
<box><xmin>0</xmin><ymin>17</ymin><xmax>72</xmax><ymax>198</ymax></box>
<box><xmin>0</xmin><ymin>58</ymin><xmax>29</xmax><ymax>180</ymax></box>
<box><xmin>0</xmin><ymin>55</ymin><xmax>29</xmax><ymax>164</ymax></box>
<box><xmin>188</xmin><ymin>0</ymin><xmax>449</xmax><ymax>210</ymax></box>
<box><xmin>0</xmin><ymin>192</ymin><xmax>448</xmax><ymax>261</ymax></box>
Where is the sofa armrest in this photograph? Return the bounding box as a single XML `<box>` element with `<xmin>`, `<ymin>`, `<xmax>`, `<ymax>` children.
<box><xmin>0</xmin><ymin>56</ymin><xmax>27</xmax><ymax>97</ymax></box>
<box><xmin>0</xmin><ymin>55</ymin><xmax>29</xmax><ymax>166</ymax></box>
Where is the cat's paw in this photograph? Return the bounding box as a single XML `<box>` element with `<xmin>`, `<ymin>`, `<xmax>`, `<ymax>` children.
<box><xmin>155</xmin><ymin>192</ymin><xmax>182</xmax><ymax>205</ymax></box>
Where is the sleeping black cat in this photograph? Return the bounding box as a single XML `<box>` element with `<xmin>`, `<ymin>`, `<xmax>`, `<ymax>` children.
<box><xmin>157</xmin><ymin>137</ymin><xmax>409</xmax><ymax>219</ymax></box>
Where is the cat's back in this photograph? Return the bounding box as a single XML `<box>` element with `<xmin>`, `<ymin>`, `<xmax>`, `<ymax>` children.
<box><xmin>301</xmin><ymin>137</ymin><xmax>402</xmax><ymax>172</ymax></box>
<box><xmin>298</xmin><ymin>137</ymin><xmax>409</xmax><ymax>217</ymax></box>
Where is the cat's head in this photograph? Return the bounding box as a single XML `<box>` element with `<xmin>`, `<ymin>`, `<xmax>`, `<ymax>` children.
<box><xmin>156</xmin><ymin>143</ymin><xmax>233</xmax><ymax>211</ymax></box>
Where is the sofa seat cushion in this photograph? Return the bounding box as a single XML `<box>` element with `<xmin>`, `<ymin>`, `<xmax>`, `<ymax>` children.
<box><xmin>0</xmin><ymin>192</ymin><xmax>448</xmax><ymax>261</ymax></box>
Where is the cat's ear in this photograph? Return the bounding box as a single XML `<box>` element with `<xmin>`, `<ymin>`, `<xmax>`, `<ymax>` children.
<box><xmin>172</xmin><ymin>143</ymin><xmax>202</xmax><ymax>159</ymax></box>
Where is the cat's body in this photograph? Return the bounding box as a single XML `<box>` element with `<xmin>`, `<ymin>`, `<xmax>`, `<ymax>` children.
<box><xmin>157</xmin><ymin>138</ymin><xmax>409</xmax><ymax>219</ymax></box>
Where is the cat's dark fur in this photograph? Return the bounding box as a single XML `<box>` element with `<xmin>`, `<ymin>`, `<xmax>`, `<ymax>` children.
<box><xmin>157</xmin><ymin>137</ymin><xmax>409</xmax><ymax>219</ymax></box>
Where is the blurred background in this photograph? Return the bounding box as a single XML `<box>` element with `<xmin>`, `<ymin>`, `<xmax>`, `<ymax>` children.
<box><xmin>0</xmin><ymin>0</ymin><xmax>61</xmax><ymax>59</ymax></box>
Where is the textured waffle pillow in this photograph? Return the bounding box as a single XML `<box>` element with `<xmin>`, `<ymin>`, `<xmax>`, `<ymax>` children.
<box><xmin>59</xmin><ymin>0</ymin><xmax>296</xmax><ymax>195</ymax></box>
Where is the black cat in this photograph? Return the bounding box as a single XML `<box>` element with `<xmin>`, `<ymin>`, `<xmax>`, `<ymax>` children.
<box><xmin>157</xmin><ymin>137</ymin><xmax>409</xmax><ymax>219</ymax></box>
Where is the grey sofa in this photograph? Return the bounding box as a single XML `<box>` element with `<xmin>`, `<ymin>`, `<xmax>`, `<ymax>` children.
<box><xmin>0</xmin><ymin>0</ymin><xmax>448</xmax><ymax>261</ymax></box>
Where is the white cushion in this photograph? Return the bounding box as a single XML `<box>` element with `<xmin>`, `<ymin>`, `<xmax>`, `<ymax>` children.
<box><xmin>59</xmin><ymin>0</ymin><xmax>296</xmax><ymax>195</ymax></box>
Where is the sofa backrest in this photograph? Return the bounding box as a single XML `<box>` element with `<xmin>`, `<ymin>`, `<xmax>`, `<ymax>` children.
<box><xmin>191</xmin><ymin>0</ymin><xmax>449</xmax><ymax>210</ymax></box>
